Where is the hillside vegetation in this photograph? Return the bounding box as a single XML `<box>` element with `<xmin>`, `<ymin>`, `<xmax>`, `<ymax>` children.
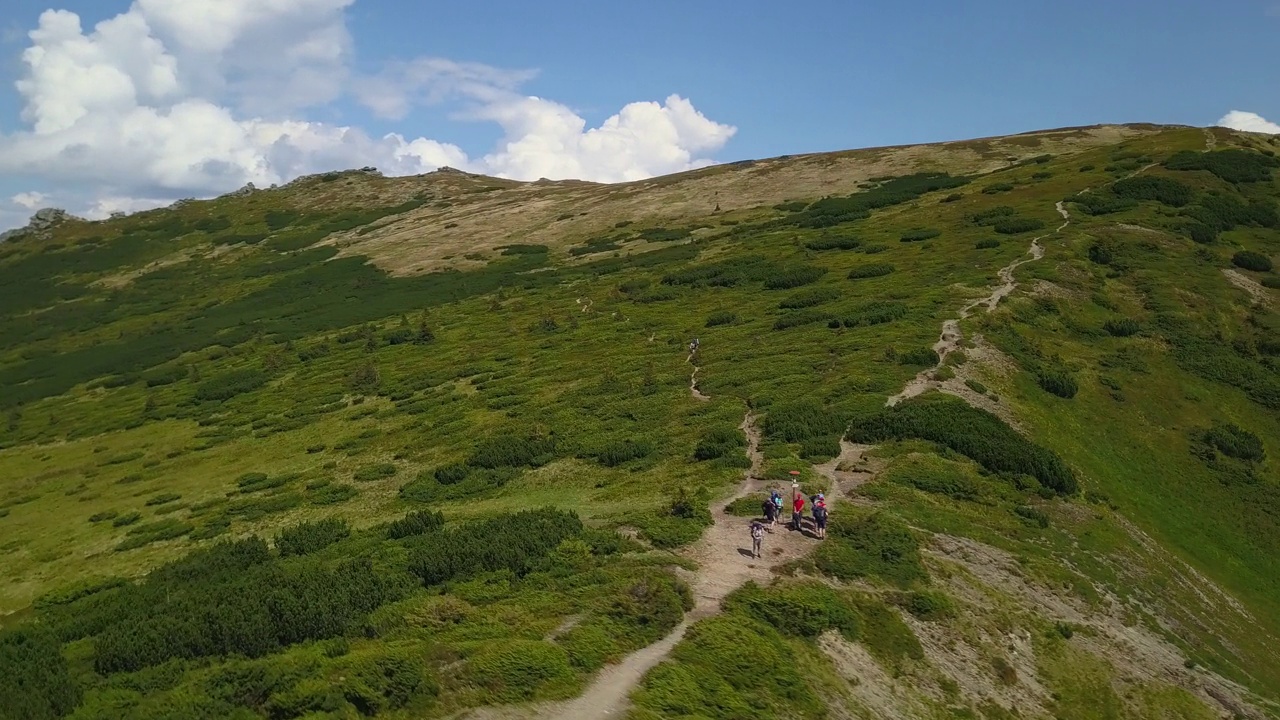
<box><xmin>1</xmin><ymin>124</ymin><xmax>1278</xmax><ymax>720</ymax></box>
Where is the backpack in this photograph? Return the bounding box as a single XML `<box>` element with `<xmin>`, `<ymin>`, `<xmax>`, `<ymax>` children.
<box><xmin>751</xmin><ymin>523</ymin><xmax>765</xmax><ymax>539</ymax></box>
<box><xmin>814</xmin><ymin>504</ymin><xmax>828</xmax><ymax>521</ymax></box>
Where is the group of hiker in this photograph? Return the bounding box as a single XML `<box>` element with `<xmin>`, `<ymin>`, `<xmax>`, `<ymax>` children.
<box><xmin>749</xmin><ymin>487</ymin><xmax>828</xmax><ymax>559</ymax></box>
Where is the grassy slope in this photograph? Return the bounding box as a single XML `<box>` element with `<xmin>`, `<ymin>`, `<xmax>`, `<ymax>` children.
<box><xmin>1</xmin><ymin>124</ymin><xmax>1278</xmax><ymax>718</ymax></box>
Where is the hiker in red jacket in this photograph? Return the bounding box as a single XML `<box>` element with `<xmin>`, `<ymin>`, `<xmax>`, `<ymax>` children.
<box><xmin>791</xmin><ymin>493</ymin><xmax>805</xmax><ymax>532</ymax></box>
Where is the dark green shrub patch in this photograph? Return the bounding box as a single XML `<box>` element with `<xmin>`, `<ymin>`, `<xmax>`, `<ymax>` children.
<box><xmin>763</xmin><ymin>265</ymin><xmax>827</xmax><ymax>290</ymax></box>
<box><xmin>840</xmin><ymin>301</ymin><xmax>908</xmax><ymax>328</ymax></box>
<box><xmin>993</xmin><ymin>218</ymin><xmax>1046</xmax><ymax>234</ymax></box>
<box><xmin>848</xmin><ymin>395</ymin><xmax>1077</xmax><ymax>494</ymax></box>
<box><xmin>847</xmin><ymin>263</ymin><xmax>894</xmax><ymax>279</ymax></box>
<box><xmin>1111</xmin><ymin>176</ymin><xmax>1194</xmax><ymax>206</ymax></box>
<box><xmin>969</xmin><ymin>206</ymin><xmax>1017</xmax><ymax>225</ymax></box>
<box><xmin>1201</xmin><ymin>423</ymin><xmax>1266</xmax><ymax>462</ymax></box>
<box><xmin>778</xmin><ymin>287</ymin><xmax>839</xmax><ymax>309</ymax></box>
<box><xmin>408</xmin><ymin>508</ymin><xmax>582</xmax><ymax>586</ymax></box>
<box><xmin>705</xmin><ymin>310</ymin><xmax>736</xmax><ymax>327</ymax></box>
<box><xmin>1164</xmin><ymin>149</ymin><xmax>1280</xmax><ymax>183</ymax></box>
<box><xmin>1015</xmin><ymin>505</ymin><xmax>1050</xmax><ymax>528</ymax></box>
<box><xmin>975</xmin><ymin>238</ymin><xmax>1001</xmax><ymax>249</ymax></box>
<box><xmin>804</xmin><ymin>236</ymin><xmax>860</xmax><ymax>250</ymax></box>
<box><xmin>1035</xmin><ymin>368</ymin><xmax>1078</xmax><ymax>398</ymax></box>
<box><xmin>762</xmin><ymin>399</ymin><xmax>847</xmax><ymax>443</ymax></box>
<box><xmin>275</xmin><ymin>518</ymin><xmax>350</xmax><ymax>556</ymax></box>
<box><xmin>1233</xmin><ymin>251</ymin><xmax>1273</xmax><ymax>272</ymax></box>
<box><xmin>470</xmin><ymin>430</ymin><xmax>559</xmax><ymax>469</ymax></box>
<box><xmin>694</xmin><ymin>426</ymin><xmax>746</xmax><ymax>462</ymax></box>
<box><xmin>899</xmin><ymin>228</ymin><xmax>941</xmax><ymax>242</ymax></box>
<box><xmin>588</xmin><ymin>438</ymin><xmax>654</xmax><ymax>467</ymax></box>
<box><xmin>194</xmin><ymin>369</ymin><xmax>268</xmax><ymax>402</ymax></box>
<box><xmin>897</xmin><ymin>347</ymin><xmax>938</xmax><ymax>367</ymax></box>
<box><xmin>779</xmin><ymin>173</ymin><xmax>968</xmax><ymax>228</ymax></box>
<box><xmin>386</xmin><ymin>510</ymin><xmax>444</xmax><ymax>539</ymax></box>
<box><xmin>1103</xmin><ymin>318</ymin><xmax>1142</xmax><ymax>337</ymax></box>
<box><xmin>815</xmin><ymin>511</ymin><xmax>926</xmax><ymax>587</ymax></box>
<box><xmin>724</xmin><ymin>582</ymin><xmax>859</xmax><ymax>639</ymax></box>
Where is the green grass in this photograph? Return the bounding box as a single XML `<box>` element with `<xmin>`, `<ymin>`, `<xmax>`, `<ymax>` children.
<box><xmin>0</xmin><ymin>124</ymin><xmax>1278</xmax><ymax>716</ymax></box>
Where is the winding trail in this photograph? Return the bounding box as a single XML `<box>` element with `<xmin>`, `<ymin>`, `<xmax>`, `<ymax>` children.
<box><xmin>687</xmin><ymin>352</ymin><xmax>710</xmax><ymax>401</ymax></box>
<box><xmin>545</xmin><ymin>413</ymin><xmax>811</xmax><ymax>720</ymax></box>
<box><xmin>575</xmin><ymin>297</ymin><xmax>594</xmax><ymax>313</ymax></box>
<box><xmin>463</xmin><ymin>193</ymin><xmax>1083</xmax><ymax>720</ymax></box>
<box><xmin>887</xmin><ymin>201</ymin><xmax>1072</xmax><ymax>407</ymax></box>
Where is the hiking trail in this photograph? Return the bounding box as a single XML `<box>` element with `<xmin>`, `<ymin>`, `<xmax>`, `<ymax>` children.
<box><xmin>476</xmin><ymin>412</ymin><xmax>813</xmax><ymax>720</ymax></box>
<box><xmin>575</xmin><ymin>297</ymin><xmax>594</xmax><ymax>313</ymax></box>
<box><xmin>686</xmin><ymin>351</ymin><xmax>710</xmax><ymax>401</ymax></box>
<box><xmin>887</xmin><ymin>201</ymin><xmax>1071</xmax><ymax>407</ymax></box>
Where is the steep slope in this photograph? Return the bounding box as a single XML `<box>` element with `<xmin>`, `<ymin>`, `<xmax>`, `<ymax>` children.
<box><xmin>0</xmin><ymin>123</ymin><xmax>1278</xmax><ymax>720</ymax></box>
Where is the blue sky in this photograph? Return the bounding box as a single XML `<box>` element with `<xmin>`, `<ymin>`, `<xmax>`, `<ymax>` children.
<box><xmin>0</xmin><ymin>0</ymin><xmax>1277</xmax><ymax>229</ymax></box>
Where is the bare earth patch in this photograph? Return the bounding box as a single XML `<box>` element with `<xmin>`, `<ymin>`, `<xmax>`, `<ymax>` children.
<box><xmin>1222</xmin><ymin>268</ymin><xmax>1274</xmax><ymax>308</ymax></box>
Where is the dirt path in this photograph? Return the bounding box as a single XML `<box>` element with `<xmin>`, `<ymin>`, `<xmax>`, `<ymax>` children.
<box><xmin>811</xmin><ymin>439</ymin><xmax>877</xmax><ymax>501</ymax></box>
<box><xmin>687</xmin><ymin>352</ymin><xmax>710</xmax><ymax>401</ymax></box>
<box><xmin>482</xmin><ymin>413</ymin><xmax>810</xmax><ymax>720</ymax></box>
<box><xmin>887</xmin><ymin>201</ymin><xmax>1071</xmax><ymax>407</ymax></box>
<box><xmin>1222</xmin><ymin>269</ymin><xmax>1274</xmax><ymax>308</ymax></box>
<box><xmin>575</xmin><ymin>297</ymin><xmax>594</xmax><ymax>313</ymax></box>
<box><xmin>1203</xmin><ymin>127</ymin><xmax>1218</xmax><ymax>150</ymax></box>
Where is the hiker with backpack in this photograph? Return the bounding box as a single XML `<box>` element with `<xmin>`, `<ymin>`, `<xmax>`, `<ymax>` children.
<box><xmin>761</xmin><ymin>495</ymin><xmax>777</xmax><ymax>527</ymax></box>
<box><xmin>749</xmin><ymin>519</ymin><xmax>766</xmax><ymax>559</ymax></box>
<box><xmin>812</xmin><ymin>493</ymin><xmax>829</xmax><ymax>539</ymax></box>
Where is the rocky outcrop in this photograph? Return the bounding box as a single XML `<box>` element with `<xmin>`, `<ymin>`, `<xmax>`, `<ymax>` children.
<box><xmin>0</xmin><ymin>207</ymin><xmax>84</xmax><ymax>243</ymax></box>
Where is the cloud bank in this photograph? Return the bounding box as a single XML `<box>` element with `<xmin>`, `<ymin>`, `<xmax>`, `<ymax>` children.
<box><xmin>1</xmin><ymin>0</ymin><xmax>736</xmax><ymax>227</ymax></box>
<box><xmin>1217</xmin><ymin>110</ymin><xmax>1280</xmax><ymax>135</ymax></box>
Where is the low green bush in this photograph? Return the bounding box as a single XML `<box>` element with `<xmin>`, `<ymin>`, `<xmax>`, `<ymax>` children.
<box><xmin>693</xmin><ymin>425</ymin><xmax>745</xmax><ymax>462</ymax></box>
<box><xmin>993</xmin><ymin>217</ymin><xmax>1046</xmax><ymax>234</ymax></box>
<box><xmin>1036</xmin><ymin>369</ymin><xmax>1079</xmax><ymax>398</ymax></box>
<box><xmin>1202</xmin><ymin>423</ymin><xmax>1266</xmax><ymax>462</ymax></box>
<box><xmin>897</xmin><ymin>347</ymin><xmax>938</xmax><ymax>367</ymax></box>
<box><xmin>779</xmin><ymin>287</ymin><xmax>839</xmax><ymax>309</ymax></box>
<box><xmin>890</xmin><ymin>589</ymin><xmax>956</xmax><ymax>621</ymax></box>
<box><xmin>848</xmin><ymin>395</ymin><xmax>1077</xmax><ymax>494</ymax></box>
<box><xmin>815</xmin><ymin>511</ymin><xmax>926</xmax><ymax>587</ymax></box>
<box><xmin>1014</xmin><ymin>505</ymin><xmax>1050</xmax><ymax>528</ymax></box>
<box><xmin>763</xmin><ymin>265</ymin><xmax>827</xmax><ymax>290</ymax></box>
<box><xmin>975</xmin><ymin>238</ymin><xmax>1000</xmax><ymax>249</ymax></box>
<box><xmin>900</xmin><ymin>228</ymin><xmax>941</xmax><ymax>242</ymax></box>
<box><xmin>112</xmin><ymin>512</ymin><xmax>141</xmax><ymax>528</ymax></box>
<box><xmin>1111</xmin><ymin>176</ymin><xmax>1194</xmax><ymax>206</ymax></box>
<box><xmin>847</xmin><ymin>263</ymin><xmax>894</xmax><ymax>279</ymax></box>
<box><xmin>705</xmin><ymin>310</ymin><xmax>736</xmax><ymax>327</ymax></box>
<box><xmin>804</xmin><ymin>236</ymin><xmax>860</xmax><ymax>250</ymax></box>
<box><xmin>1233</xmin><ymin>251</ymin><xmax>1273</xmax><ymax>272</ymax></box>
<box><xmin>724</xmin><ymin>582</ymin><xmax>860</xmax><ymax>639</ymax></box>
<box><xmin>1103</xmin><ymin>318</ymin><xmax>1142</xmax><ymax>337</ymax></box>
<box><xmin>275</xmin><ymin>518</ymin><xmax>350</xmax><ymax>556</ymax></box>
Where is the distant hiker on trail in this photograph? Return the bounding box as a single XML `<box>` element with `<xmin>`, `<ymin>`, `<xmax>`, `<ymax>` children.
<box><xmin>761</xmin><ymin>496</ymin><xmax>777</xmax><ymax>528</ymax></box>
<box><xmin>812</xmin><ymin>494</ymin><xmax>829</xmax><ymax>539</ymax></box>
<box><xmin>750</xmin><ymin>520</ymin><xmax>766</xmax><ymax>559</ymax></box>
<box><xmin>791</xmin><ymin>493</ymin><xmax>806</xmax><ymax>532</ymax></box>
<box><xmin>772</xmin><ymin>491</ymin><xmax>784</xmax><ymax>525</ymax></box>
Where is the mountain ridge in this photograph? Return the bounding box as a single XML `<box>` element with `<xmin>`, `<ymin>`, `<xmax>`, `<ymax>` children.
<box><xmin>0</xmin><ymin>121</ymin><xmax>1278</xmax><ymax>720</ymax></box>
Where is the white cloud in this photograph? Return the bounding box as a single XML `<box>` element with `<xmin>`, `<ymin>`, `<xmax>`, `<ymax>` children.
<box><xmin>11</xmin><ymin>192</ymin><xmax>48</xmax><ymax>209</ymax></box>
<box><xmin>1217</xmin><ymin>110</ymin><xmax>1280</xmax><ymax>134</ymax></box>
<box><xmin>0</xmin><ymin>1</ymin><xmax>736</xmax><ymax>230</ymax></box>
